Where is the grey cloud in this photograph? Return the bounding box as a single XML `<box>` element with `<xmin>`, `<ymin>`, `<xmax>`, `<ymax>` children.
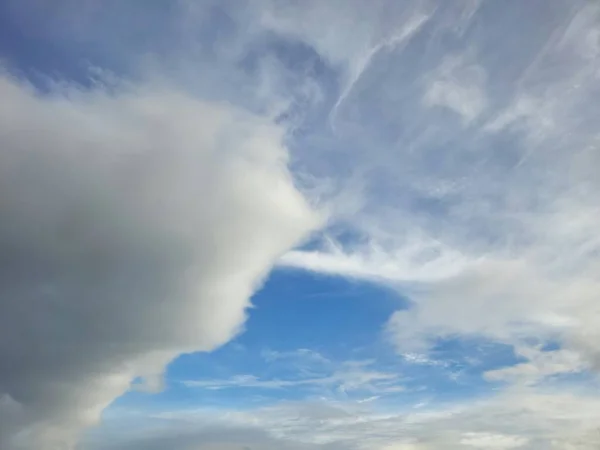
<box><xmin>0</xmin><ymin>74</ymin><xmax>318</xmax><ymax>449</ymax></box>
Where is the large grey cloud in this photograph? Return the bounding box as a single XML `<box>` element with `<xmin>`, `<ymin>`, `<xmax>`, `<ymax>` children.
<box><xmin>0</xmin><ymin>74</ymin><xmax>318</xmax><ymax>449</ymax></box>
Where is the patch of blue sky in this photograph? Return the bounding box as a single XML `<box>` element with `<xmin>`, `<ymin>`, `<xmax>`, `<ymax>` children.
<box><xmin>109</xmin><ymin>268</ymin><xmax>525</xmax><ymax>417</ymax></box>
<box><xmin>242</xmin><ymin>269</ymin><xmax>403</xmax><ymax>353</ymax></box>
<box><xmin>109</xmin><ymin>272</ymin><xmax>403</xmax><ymax>410</ymax></box>
<box><xmin>0</xmin><ymin>13</ymin><xmax>106</xmax><ymax>91</ymax></box>
<box><xmin>0</xmin><ymin>1</ymin><xmax>177</xmax><ymax>88</ymax></box>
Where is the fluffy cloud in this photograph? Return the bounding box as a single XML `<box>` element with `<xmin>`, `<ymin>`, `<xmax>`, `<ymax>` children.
<box><xmin>0</xmin><ymin>73</ymin><xmax>318</xmax><ymax>448</ymax></box>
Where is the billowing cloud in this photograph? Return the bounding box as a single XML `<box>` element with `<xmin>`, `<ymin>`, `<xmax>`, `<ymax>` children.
<box><xmin>0</xmin><ymin>73</ymin><xmax>318</xmax><ymax>448</ymax></box>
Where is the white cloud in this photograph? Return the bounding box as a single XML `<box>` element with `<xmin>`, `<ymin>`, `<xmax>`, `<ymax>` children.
<box><xmin>484</xmin><ymin>346</ymin><xmax>587</xmax><ymax>386</ymax></box>
<box><xmin>279</xmin><ymin>235</ymin><xmax>471</xmax><ymax>285</ymax></box>
<box><xmin>423</xmin><ymin>55</ymin><xmax>487</xmax><ymax>124</ymax></box>
<box><xmin>261</xmin><ymin>348</ymin><xmax>332</xmax><ymax>366</ymax></box>
<box><xmin>88</xmin><ymin>386</ymin><xmax>600</xmax><ymax>450</ymax></box>
<box><xmin>402</xmin><ymin>353</ymin><xmax>448</xmax><ymax>368</ymax></box>
<box><xmin>183</xmin><ymin>356</ymin><xmax>403</xmax><ymax>397</ymax></box>
<box><xmin>275</xmin><ymin>0</ymin><xmax>600</xmax><ymax>379</ymax></box>
<box><xmin>459</xmin><ymin>432</ymin><xmax>528</xmax><ymax>449</ymax></box>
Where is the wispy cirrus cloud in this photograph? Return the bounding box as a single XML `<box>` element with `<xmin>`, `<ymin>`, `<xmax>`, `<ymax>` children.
<box><xmin>277</xmin><ymin>0</ymin><xmax>600</xmax><ymax>378</ymax></box>
<box><xmin>183</xmin><ymin>355</ymin><xmax>404</xmax><ymax>397</ymax></box>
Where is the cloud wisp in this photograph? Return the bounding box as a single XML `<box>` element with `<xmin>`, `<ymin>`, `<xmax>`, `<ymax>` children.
<box><xmin>275</xmin><ymin>0</ymin><xmax>600</xmax><ymax>375</ymax></box>
<box><xmin>183</xmin><ymin>356</ymin><xmax>404</xmax><ymax>397</ymax></box>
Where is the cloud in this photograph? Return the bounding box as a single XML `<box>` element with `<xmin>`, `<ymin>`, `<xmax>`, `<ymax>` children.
<box><xmin>88</xmin><ymin>423</ymin><xmax>338</xmax><ymax>450</ymax></box>
<box><xmin>0</xmin><ymin>73</ymin><xmax>318</xmax><ymax>449</ymax></box>
<box><xmin>261</xmin><ymin>348</ymin><xmax>332</xmax><ymax>366</ymax></box>
<box><xmin>3</xmin><ymin>0</ymin><xmax>600</xmax><ymax>448</ymax></box>
<box><xmin>274</xmin><ymin>0</ymin><xmax>600</xmax><ymax>376</ymax></box>
<box><xmin>484</xmin><ymin>346</ymin><xmax>587</xmax><ymax>386</ymax></box>
<box><xmin>423</xmin><ymin>55</ymin><xmax>487</xmax><ymax>124</ymax></box>
<box><xmin>183</xmin><ymin>355</ymin><xmax>403</xmax><ymax>397</ymax></box>
<box><xmin>87</xmin><ymin>386</ymin><xmax>600</xmax><ymax>450</ymax></box>
<box><xmin>459</xmin><ymin>432</ymin><xmax>528</xmax><ymax>449</ymax></box>
<box><xmin>278</xmin><ymin>235</ymin><xmax>470</xmax><ymax>285</ymax></box>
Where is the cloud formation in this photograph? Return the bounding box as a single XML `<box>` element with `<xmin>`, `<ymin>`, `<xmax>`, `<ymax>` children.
<box><xmin>88</xmin><ymin>387</ymin><xmax>600</xmax><ymax>450</ymax></box>
<box><xmin>277</xmin><ymin>0</ymin><xmax>600</xmax><ymax>376</ymax></box>
<box><xmin>2</xmin><ymin>0</ymin><xmax>600</xmax><ymax>448</ymax></box>
<box><xmin>0</xmin><ymin>74</ymin><xmax>317</xmax><ymax>448</ymax></box>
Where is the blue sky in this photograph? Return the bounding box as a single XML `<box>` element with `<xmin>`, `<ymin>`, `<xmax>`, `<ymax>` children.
<box><xmin>1</xmin><ymin>1</ymin><xmax>600</xmax><ymax>449</ymax></box>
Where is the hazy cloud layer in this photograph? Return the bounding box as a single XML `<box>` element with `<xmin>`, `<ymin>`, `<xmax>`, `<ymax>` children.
<box><xmin>87</xmin><ymin>387</ymin><xmax>600</xmax><ymax>450</ymax></box>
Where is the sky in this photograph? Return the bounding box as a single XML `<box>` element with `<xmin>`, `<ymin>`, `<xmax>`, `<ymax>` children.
<box><xmin>1</xmin><ymin>1</ymin><xmax>600</xmax><ymax>449</ymax></box>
